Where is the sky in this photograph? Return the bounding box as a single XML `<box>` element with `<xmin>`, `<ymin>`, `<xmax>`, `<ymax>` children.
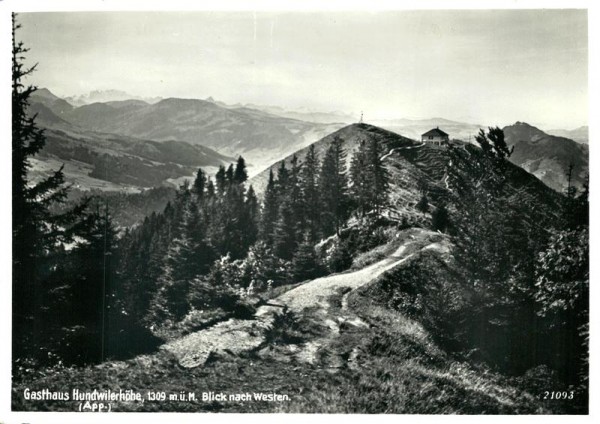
<box><xmin>17</xmin><ymin>9</ymin><xmax>588</xmax><ymax>129</ymax></box>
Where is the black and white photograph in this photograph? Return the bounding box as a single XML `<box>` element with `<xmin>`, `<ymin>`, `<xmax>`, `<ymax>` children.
<box><xmin>2</xmin><ymin>0</ymin><xmax>595</xmax><ymax>419</ymax></box>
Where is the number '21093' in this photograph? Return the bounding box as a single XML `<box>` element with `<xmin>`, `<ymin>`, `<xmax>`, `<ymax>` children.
<box><xmin>544</xmin><ymin>391</ymin><xmax>574</xmax><ymax>400</ymax></box>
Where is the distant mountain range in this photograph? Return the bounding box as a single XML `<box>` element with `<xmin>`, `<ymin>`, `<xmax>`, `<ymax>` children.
<box><xmin>546</xmin><ymin>126</ymin><xmax>588</xmax><ymax>144</ymax></box>
<box><xmin>63</xmin><ymin>89</ymin><xmax>163</xmax><ymax>107</ymax></box>
<box><xmin>229</xmin><ymin>103</ymin><xmax>356</xmax><ymax>125</ymax></box>
<box><xmin>62</xmin><ymin>89</ymin><xmax>356</xmax><ymax>125</ymax></box>
<box><xmin>28</xmin><ymin>90</ymin><xmax>233</xmax><ymax>191</ymax></box>
<box><xmin>504</xmin><ymin>122</ymin><xmax>588</xmax><ymax>193</ymax></box>
<box><xmin>33</xmin><ymin>89</ymin><xmax>343</xmax><ymax>173</ymax></box>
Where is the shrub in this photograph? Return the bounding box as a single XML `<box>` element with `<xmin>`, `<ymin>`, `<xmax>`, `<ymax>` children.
<box><xmin>327</xmin><ymin>239</ymin><xmax>353</xmax><ymax>272</ymax></box>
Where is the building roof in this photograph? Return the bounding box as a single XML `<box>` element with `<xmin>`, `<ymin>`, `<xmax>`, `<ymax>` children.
<box><xmin>422</xmin><ymin>127</ymin><xmax>449</xmax><ymax>137</ymax></box>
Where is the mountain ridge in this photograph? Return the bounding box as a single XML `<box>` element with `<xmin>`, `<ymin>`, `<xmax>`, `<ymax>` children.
<box><xmin>504</xmin><ymin>121</ymin><xmax>588</xmax><ymax>193</ymax></box>
<box><xmin>26</xmin><ymin>95</ymin><xmax>234</xmax><ymax>191</ymax></box>
<box><xmin>546</xmin><ymin>126</ymin><xmax>588</xmax><ymax>144</ymax></box>
<box><xmin>36</xmin><ymin>89</ymin><xmax>344</xmax><ymax>172</ymax></box>
<box><xmin>250</xmin><ymin>123</ymin><xmax>417</xmax><ymax>196</ymax></box>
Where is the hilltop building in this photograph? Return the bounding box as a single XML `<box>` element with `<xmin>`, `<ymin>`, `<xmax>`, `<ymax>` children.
<box><xmin>421</xmin><ymin>127</ymin><xmax>449</xmax><ymax>146</ymax></box>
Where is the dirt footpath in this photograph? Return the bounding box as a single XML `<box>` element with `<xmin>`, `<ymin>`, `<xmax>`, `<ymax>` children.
<box><xmin>164</xmin><ymin>228</ymin><xmax>448</xmax><ymax>368</ymax></box>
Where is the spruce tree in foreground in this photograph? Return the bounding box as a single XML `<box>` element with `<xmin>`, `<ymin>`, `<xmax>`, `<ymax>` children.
<box><xmin>368</xmin><ymin>138</ymin><xmax>390</xmax><ymax>215</ymax></box>
<box><xmin>272</xmin><ymin>197</ymin><xmax>298</xmax><ymax>260</ymax></box>
<box><xmin>292</xmin><ymin>235</ymin><xmax>322</xmax><ymax>281</ymax></box>
<box><xmin>12</xmin><ymin>13</ymin><xmax>86</xmax><ymax>359</ymax></box>
<box><xmin>319</xmin><ymin>136</ymin><xmax>350</xmax><ymax>236</ymax></box>
<box><xmin>349</xmin><ymin>138</ymin><xmax>390</xmax><ymax>218</ymax></box>
<box><xmin>243</xmin><ymin>185</ymin><xmax>260</xmax><ymax>248</ymax></box>
<box><xmin>349</xmin><ymin>140</ymin><xmax>370</xmax><ymax>217</ymax></box>
<box><xmin>148</xmin><ymin>196</ymin><xmax>212</xmax><ymax>323</ymax></box>
<box><xmin>69</xmin><ymin>204</ymin><xmax>119</xmax><ymax>363</ymax></box>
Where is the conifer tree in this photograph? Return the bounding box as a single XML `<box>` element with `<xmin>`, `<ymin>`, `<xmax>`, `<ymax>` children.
<box><xmin>349</xmin><ymin>139</ymin><xmax>370</xmax><ymax>217</ymax></box>
<box><xmin>225</xmin><ymin>184</ymin><xmax>249</xmax><ymax>259</ymax></box>
<box><xmin>368</xmin><ymin>138</ymin><xmax>390</xmax><ymax>215</ymax></box>
<box><xmin>288</xmin><ymin>154</ymin><xmax>304</xmax><ymax>232</ymax></box>
<box><xmin>300</xmin><ymin>144</ymin><xmax>322</xmax><ymax>241</ymax></box>
<box><xmin>292</xmin><ymin>235</ymin><xmax>322</xmax><ymax>281</ymax></box>
<box><xmin>244</xmin><ymin>185</ymin><xmax>260</xmax><ymax>245</ymax></box>
<box><xmin>318</xmin><ymin>136</ymin><xmax>350</xmax><ymax>236</ymax></box>
<box><xmin>205</xmin><ymin>178</ymin><xmax>215</xmax><ymax>199</ymax></box>
<box><xmin>272</xmin><ymin>197</ymin><xmax>298</xmax><ymax>260</ymax></box>
<box><xmin>193</xmin><ymin>168</ymin><xmax>206</xmax><ymax>198</ymax></box>
<box><xmin>473</xmin><ymin>126</ymin><xmax>514</xmax><ymax>193</ymax></box>
<box><xmin>233</xmin><ymin>156</ymin><xmax>248</xmax><ymax>185</ymax></box>
<box><xmin>68</xmin><ymin>203</ymin><xmax>119</xmax><ymax>362</ymax></box>
<box><xmin>276</xmin><ymin>160</ymin><xmax>290</xmax><ymax>193</ymax></box>
<box><xmin>118</xmin><ymin>212</ymin><xmax>168</xmax><ymax>324</ymax></box>
<box><xmin>260</xmin><ymin>169</ymin><xmax>279</xmax><ymax>243</ymax></box>
<box><xmin>215</xmin><ymin>165</ymin><xmax>227</xmax><ymax>194</ymax></box>
<box><xmin>244</xmin><ymin>241</ymin><xmax>287</xmax><ymax>287</ymax></box>
<box><xmin>148</xmin><ymin>196</ymin><xmax>212</xmax><ymax>323</ymax></box>
<box><xmin>225</xmin><ymin>163</ymin><xmax>235</xmax><ymax>186</ymax></box>
<box><xmin>12</xmin><ymin>14</ymin><xmax>87</xmax><ymax>358</ymax></box>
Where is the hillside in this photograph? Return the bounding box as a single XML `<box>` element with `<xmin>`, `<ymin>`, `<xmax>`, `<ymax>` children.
<box><xmin>251</xmin><ymin>122</ymin><xmax>561</xmax><ymax>220</ymax></box>
<box><xmin>58</xmin><ymin>94</ymin><xmax>343</xmax><ymax>172</ymax></box>
<box><xmin>36</xmin><ymin>127</ymin><xmax>232</xmax><ymax>190</ymax></box>
<box><xmin>30</xmin><ymin>88</ymin><xmax>75</xmax><ymax>118</ymax></box>
<box><xmin>26</xmin><ymin>99</ymin><xmax>233</xmax><ymax>192</ymax></box>
<box><xmin>251</xmin><ymin>123</ymin><xmax>417</xmax><ymax>196</ymax></box>
<box><xmin>503</xmin><ymin>122</ymin><xmax>588</xmax><ymax>192</ymax></box>
<box><xmin>27</xmin><ymin>102</ymin><xmax>75</xmax><ymax>129</ymax></box>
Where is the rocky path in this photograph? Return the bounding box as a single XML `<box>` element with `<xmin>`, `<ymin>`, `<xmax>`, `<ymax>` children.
<box><xmin>164</xmin><ymin>228</ymin><xmax>446</xmax><ymax>368</ymax></box>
